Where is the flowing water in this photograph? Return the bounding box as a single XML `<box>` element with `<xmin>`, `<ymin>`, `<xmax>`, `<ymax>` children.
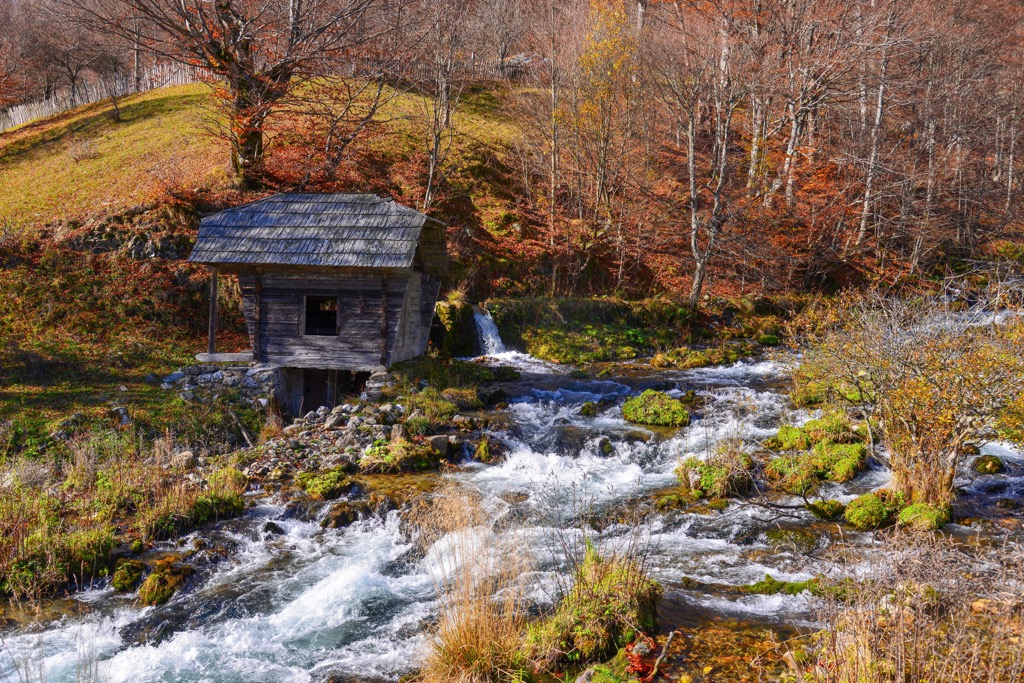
<box><xmin>3</xmin><ymin>326</ymin><xmax>1022</xmax><ymax>682</ymax></box>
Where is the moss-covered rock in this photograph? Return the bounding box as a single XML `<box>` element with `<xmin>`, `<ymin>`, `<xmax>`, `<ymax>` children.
<box><xmin>764</xmin><ymin>528</ymin><xmax>820</xmax><ymax>554</ymax></box>
<box><xmin>743</xmin><ymin>574</ymin><xmax>821</xmax><ymax>596</ymax></box>
<box><xmin>137</xmin><ymin>559</ymin><xmax>193</xmax><ymax>606</ymax></box>
<box><xmin>897</xmin><ymin>502</ymin><xmax>951</xmax><ymax>531</ymax></box>
<box><xmin>527</xmin><ymin>541</ymin><xmax>661</xmax><ymax>669</ymax></box>
<box><xmin>440</xmin><ymin>387</ymin><xmax>483</xmax><ymax>410</ymax></box>
<box><xmin>844</xmin><ymin>490</ymin><xmax>903</xmax><ymax>531</ymax></box>
<box><xmin>758</xmin><ymin>334</ymin><xmax>781</xmax><ymax>346</ymax></box>
<box><xmin>111</xmin><ymin>559</ymin><xmax>144</xmax><ymax>592</ymax></box>
<box><xmin>359</xmin><ymin>438</ymin><xmax>442</xmax><ymax>473</ymax></box>
<box><xmin>434</xmin><ymin>302</ymin><xmax>478</xmax><ymax>357</ymax></box>
<box><xmin>972</xmin><ymin>455</ymin><xmax>1005</xmax><ymax>474</ymax></box>
<box><xmin>806</xmin><ymin>499</ymin><xmax>846</xmax><ymax>520</ymax></box>
<box><xmin>295</xmin><ymin>467</ymin><xmax>357</xmax><ymax>501</ymax></box>
<box><xmin>321</xmin><ymin>500</ymin><xmax>373</xmax><ymax>529</ymax></box>
<box><xmin>622</xmin><ymin>390</ymin><xmax>690</xmax><ymax>427</ymax></box>
<box><xmin>580</xmin><ymin>401</ymin><xmax>600</xmax><ymax>418</ymax></box>
<box><xmin>491</xmin><ymin>366</ymin><xmax>521</xmax><ymax>382</ymax></box>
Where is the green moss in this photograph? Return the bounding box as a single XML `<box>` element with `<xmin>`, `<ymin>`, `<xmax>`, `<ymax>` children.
<box><xmin>897</xmin><ymin>502</ymin><xmax>951</xmax><ymax>531</ymax></box>
<box><xmin>743</xmin><ymin>574</ymin><xmax>821</xmax><ymax>596</ymax></box>
<box><xmin>474</xmin><ymin>437</ymin><xmax>491</xmax><ymax>463</ymax></box>
<box><xmin>295</xmin><ymin>467</ymin><xmax>356</xmax><ymax>500</ymax></box>
<box><xmin>527</xmin><ymin>541</ymin><xmax>661</xmax><ymax>668</ymax></box>
<box><xmin>806</xmin><ymin>499</ymin><xmax>846</xmax><ymax>520</ymax></box>
<box><xmin>758</xmin><ymin>334</ymin><xmax>780</xmax><ymax>346</ymax></box>
<box><xmin>844</xmin><ymin>490</ymin><xmax>903</xmax><ymax>531</ymax></box>
<box><xmin>492</xmin><ymin>366</ymin><xmax>521</xmax><ymax>382</ymax></box>
<box><xmin>434</xmin><ymin>302</ymin><xmax>478</xmax><ymax>357</ymax></box>
<box><xmin>972</xmin><ymin>455</ymin><xmax>1005</xmax><ymax>474</ymax></box>
<box><xmin>580</xmin><ymin>402</ymin><xmax>600</xmax><ymax>417</ymax></box>
<box><xmin>622</xmin><ymin>390</ymin><xmax>689</xmax><ymax>427</ymax></box>
<box><xmin>359</xmin><ymin>438</ymin><xmax>442</xmax><ymax>473</ymax></box>
<box><xmin>815</xmin><ymin>442</ymin><xmax>867</xmax><ymax>482</ymax></box>
<box><xmin>111</xmin><ymin>559</ymin><xmax>144</xmax><ymax>591</ymax></box>
<box><xmin>137</xmin><ymin>559</ymin><xmax>193</xmax><ymax>606</ymax></box>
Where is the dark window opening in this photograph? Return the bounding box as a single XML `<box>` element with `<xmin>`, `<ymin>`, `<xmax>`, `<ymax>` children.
<box><xmin>304</xmin><ymin>295</ymin><xmax>339</xmax><ymax>336</ymax></box>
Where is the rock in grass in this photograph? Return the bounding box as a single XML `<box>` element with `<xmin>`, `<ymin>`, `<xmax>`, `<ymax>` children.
<box><xmin>111</xmin><ymin>559</ymin><xmax>145</xmax><ymax>592</ymax></box>
<box><xmin>622</xmin><ymin>390</ymin><xmax>690</xmax><ymax>427</ymax></box>
<box><xmin>972</xmin><ymin>455</ymin><xmax>1005</xmax><ymax>474</ymax></box>
<box><xmin>844</xmin><ymin>490</ymin><xmax>903</xmax><ymax>531</ymax></box>
<box><xmin>137</xmin><ymin>560</ymin><xmax>193</xmax><ymax>606</ymax></box>
<box><xmin>897</xmin><ymin>502</ymin><xmax>951</xmax><ymax>531</ymax></box>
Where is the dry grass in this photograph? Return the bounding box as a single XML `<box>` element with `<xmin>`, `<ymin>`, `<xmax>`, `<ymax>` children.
<box><xmin>411</xmin><ymin>485</ymin><xmax>532</xmax><ymax>683</ymax></box>
<box><xmin>795</xmin><ymin>532</ymin><xmax>1024</xmax><ymax>683</ymax></box>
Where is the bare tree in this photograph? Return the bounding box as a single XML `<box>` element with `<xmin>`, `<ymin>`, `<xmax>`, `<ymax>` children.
<box><xmin>65</xmin><ymin>0</ymin><xmax>379</xmax><ymax>186</ymax></box>
<box><xmin>652</xmin><ymin>1</ymin><xmax>749</xmax><ymax>308</ymax></box>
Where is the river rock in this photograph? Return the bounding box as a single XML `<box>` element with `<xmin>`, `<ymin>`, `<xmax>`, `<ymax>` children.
<box><xmin>110</xmin><ymin>406</ymin><xmax>131</xmax><ymax>425</ymax></box>
<box><xmin>427</xmin><ymin>435</ymin><xmax>449</xmax><ymax>456</ymax></box>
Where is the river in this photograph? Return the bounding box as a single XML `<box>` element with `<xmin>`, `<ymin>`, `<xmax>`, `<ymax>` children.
<box><xmin>2</xmin><ymin>319</ymin><xmax>1021</xmax><ymax>682</ymax></box>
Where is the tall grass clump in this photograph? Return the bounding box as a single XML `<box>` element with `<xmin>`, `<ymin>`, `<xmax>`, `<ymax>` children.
<box><xmin>413</xmin><ymin>486</ymin><xmax>532</xmax><ymax>683</ymax></box>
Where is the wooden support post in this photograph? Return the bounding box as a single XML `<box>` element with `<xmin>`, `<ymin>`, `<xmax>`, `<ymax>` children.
<box><xmin>207</xmin><ymin>267</ymin><xmax>218</xmax><ymax>355</ymax></box>
<box><xmin>253</xmin><ymin>275</ymin><xmax>262</xmax><ymax>362</ymax></box>
<box><xmin>380</xmin><ymin>277</ymin><xmax>389</xmax><ymax>367</ymax></box>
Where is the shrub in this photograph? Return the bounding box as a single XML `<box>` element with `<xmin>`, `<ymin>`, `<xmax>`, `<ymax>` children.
<box><xmin>809</xmin><ymin>535</ymin><xmax>1024</xmax><ymax>683</ymax></box>
<box><xmin>844</xmin><ymin>490</ymin><xmax>903</xmax><ymax>531</ymax></box>
<box><xmin>528</xmin><ymin>541</ymin><xmax>661</xmax><ymax>669</ymax></box>
<box><xmin>622</xmin><ymin>390</ymin><xmax>689</xmax><ymax>427</ymax></box>
<box><xmin>897</xmin><ymin>502</ymin><xmax>951</xmax><ymax>531</ymax></box>
<box><xmin>295</xmin><ymin>467</ymin><xmax>356</xmax><ymax>500</ymax></box>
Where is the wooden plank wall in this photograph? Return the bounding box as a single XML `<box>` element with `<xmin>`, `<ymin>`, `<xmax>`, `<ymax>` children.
<box><xmin>237</xmin><ymin>270</ymin><xmax>411</xmax><ymax>371</ymax></box>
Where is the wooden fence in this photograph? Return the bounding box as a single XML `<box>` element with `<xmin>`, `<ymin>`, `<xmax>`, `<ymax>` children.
<box><xmin>0</xmin><ymin>63</ymin><xmax>205</xmax><ymax>134</ymax></box>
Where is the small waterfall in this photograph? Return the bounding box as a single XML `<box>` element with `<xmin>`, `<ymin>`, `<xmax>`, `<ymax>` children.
<box><xmin>473</xmin><ymin>308</ymin><xmax>507</xmax><ymax>355</ymax></box>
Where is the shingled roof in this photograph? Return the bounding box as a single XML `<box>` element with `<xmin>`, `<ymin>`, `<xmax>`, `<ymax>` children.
<box><xmin>189</xmin><ymin>193</ymin><xmax>448</xmax><ymax>276</ymax></box>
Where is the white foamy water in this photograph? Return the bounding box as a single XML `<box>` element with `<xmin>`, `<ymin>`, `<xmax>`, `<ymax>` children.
<box><xmin>473</xmin><ymin>309</ymin><xmax>507</xmax><ymax>355</ymax></box>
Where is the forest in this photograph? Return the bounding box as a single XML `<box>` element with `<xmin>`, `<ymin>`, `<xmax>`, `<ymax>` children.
<box><xmin>3</xmin><ymin>0</ymin><xmax>1023</xmax><ymax>301</ymax></box>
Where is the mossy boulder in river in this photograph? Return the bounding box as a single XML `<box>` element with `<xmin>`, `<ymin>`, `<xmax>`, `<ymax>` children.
<box><xmin>844</xmin><ymin>490</ymin><xmax>903</xmax><ymax>531</ymax></box>
<box><xmin>622</xmin><ymin>390</ymin><xmax>690</xmax><ymax>427</ymax></box>
<box><xmin>897</xmin><ymin>502</ymin><xmax>951</xmax><ymax>531</ymax></box>
<box><xmin>295</xmin><ymin>467</ymin><xmax>358</xmax><ymax>500</ymax></box>
<box><xmin>137</xmin><ymin>559</ymin><xmax>193</xmax><ymax>606</ymax></box>
<box><xmin>972</xmin><ymin>455</ymin><xmax>1005</xmax><ymax>474</ymax></box>
<box><xmin>806</xmin><ymin>499</ymin><xmax>846</xmax><ymax>520</ymax></box>
<box><xmin>676</xmin><ymin>454</ymin><xmax>753</xmax><ymax>499</ymax></box>
<box><xmin>359</xmin><ymin>438</ymin><xmax>442</xmax><ymax>473</ymax></box>
<box><xmin>111</xmin><ymin>559</ymin><xmax>144</xmax><ymax>592</ymax></box>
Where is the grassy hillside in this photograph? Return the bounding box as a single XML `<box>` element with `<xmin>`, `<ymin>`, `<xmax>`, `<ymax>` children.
<box><xmin>0</xmin><ymin>84</ymin><xmax>227</xmax><ymax>224</ymax></box>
